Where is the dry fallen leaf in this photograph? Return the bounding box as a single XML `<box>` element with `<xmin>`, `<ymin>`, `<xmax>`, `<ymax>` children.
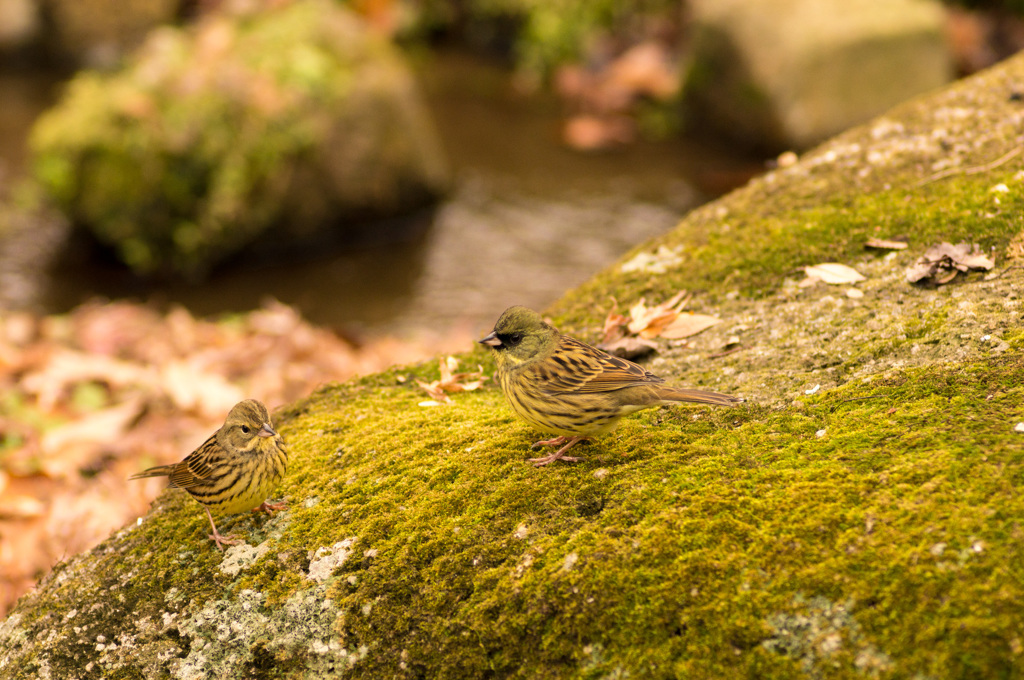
<box><xmin>416</xmin><ymin>356</ymin><xmax>487</xmax><ymax>405</ymax></box>
<box><xmin>597</xmin><ymin>300</ymin><xmax>656</xmax><ymax>358</ymax></box>
<box><xmin>802</xmin><ymin>263</ymin><xmax>867</xmax><ymax>285</ymax></box>
<box><xmin>598</xmin><ymin>300</ymin><xmax>629</xmax><ymax>343</ymax></box>
<box><xmin>905</xmin><ymin>242</ymin><xmax>995</xmax><ymax>285</ymax></box>
<box><xmin>627</xmin><ymin>291</ymin><xmax>690</xmax><ymax>338</ymax></box>
<box><xmin>866</xmin><ymin>238</ymin><xmax>908</xmax><ymax>250</ymax></box>
<box><xmin>658</xmin><ymin>313</ymin><xmax>722</xmax><ymax>339</ymax></box>
<box><xmin>597</xmin><ymin>292</ymin><xmax>723</xmax><ymax>356</ymax></box>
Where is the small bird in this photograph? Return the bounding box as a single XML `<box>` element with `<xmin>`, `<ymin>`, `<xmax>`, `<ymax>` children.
<box><xmin>130</xmin><ymin>399</ymin><xmax>288</xmax><ymax>550</ymax></box>
<box><xmin>480</xmin><ymin>306</ymin><xmax>741</xmax><ymax>466</ymax></box>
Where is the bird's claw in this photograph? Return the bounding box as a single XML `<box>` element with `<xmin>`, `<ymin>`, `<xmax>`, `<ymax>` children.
<box><xmin>252</xmin><ymin>500</ymin><xmax>287</xmax><ymax>515</ymax></box>
<box><xmin>526</xmin><ymin>435</ymin><xmax>589</xmax><ymax>465</ymax></box>
<box><xmin>528</xmin><ymin>454</ymin><xmax>582</xmax><ymax>466</ymax></box>
<box><xmin>209</xmin><ymin>532</ymin><xmax>242</xmax><ymax>551</ymax></box>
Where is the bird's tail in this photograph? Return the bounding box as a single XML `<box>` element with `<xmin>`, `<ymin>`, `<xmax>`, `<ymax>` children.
<box><xmin>656</xmin><ymin>386</ymin><xmax>742</xmax><ymax>407</ymax></box>
<box><xmin>128</xmin><ymin>464</ymin><xmax>176</xmax><ymax>481</ymax></box>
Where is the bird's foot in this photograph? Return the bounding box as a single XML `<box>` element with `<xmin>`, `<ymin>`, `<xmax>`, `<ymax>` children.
<box><xmin>209</xmin><ymin>529</ymin><xmax>242</xmax><ymax>551</ymax></box>
<box><xmin>528</xmin><ymin>453</ymin><xmax>582</xmax><ymax>466</ymax></box>
<box><xmin>252</xmin><ymin>500</ymin><xmax>287</xmax><ymax>515</ymax></box>
<box><xmin>205</xmin><ymin>506</ymin><xmax>242</xmax><ymax>551</ymax></box>
<box><xmin>527</xmin><ymin>436</ymin><xmax>590</xmax><ymax>466</ymax></box>
<box><xmin>531</xmin><ymin>436</ymin><xmax>570</xmax><ymax>450</ymax></box>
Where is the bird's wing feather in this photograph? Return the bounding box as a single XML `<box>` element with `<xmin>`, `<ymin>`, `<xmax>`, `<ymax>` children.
<box><xmin>168</xmin><ymin>435</ymin><xmax>222</xmax><ymax>488</ymax></box>
<box><xmin>529</xmin><ymin>336</ymin><xmax>664</xmax><ymax>394</ymax></box>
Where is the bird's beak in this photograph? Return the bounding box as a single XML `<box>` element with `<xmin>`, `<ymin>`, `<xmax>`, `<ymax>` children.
<box><xmin>479</xmin><ymin>331</ymin><xmax>502</xmax><ymax>348</ymax></box>
<box><xmin>258</xmin><ymin>422</ymin><xmax>277</xmax><ymax>438</ymax></box>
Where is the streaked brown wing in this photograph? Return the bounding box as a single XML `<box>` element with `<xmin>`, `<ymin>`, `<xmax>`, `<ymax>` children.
<box><xmin>529</xmin><ymin>335</ymin><xmax>664</xmax><ymax>394</ymax></box>
<box><xmin>168</xmin><ymin>435</ymin><xmax>222</xmax><ymax>488</ymax></box>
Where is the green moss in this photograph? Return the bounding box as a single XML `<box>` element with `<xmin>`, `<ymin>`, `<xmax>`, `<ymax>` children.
<box><xmin>156</xmin><ymin>350</ymin><xmax>1015</xmax><ymax>679</ymax></box>
<box><xmin>553</xmin><ymin>170</ymin><xmax>1022</xmax><ymax>335</ymax></box>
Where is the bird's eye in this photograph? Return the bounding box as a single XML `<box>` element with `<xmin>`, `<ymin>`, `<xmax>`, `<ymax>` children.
<box><xmin>499</xmin><ymin>332</ymin><xmax>524</xmax><ymax>347</ymax></box>
<box><xmin>241</xmin><ymin>425</ymin><xmax>251</xmax><ymax>434</ymax></box>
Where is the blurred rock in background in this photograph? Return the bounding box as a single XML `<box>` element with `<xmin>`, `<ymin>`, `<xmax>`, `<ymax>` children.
<box><xmin>683</xmin><ymin>0</ymin><xmax>953</xmax><ymax>152</ymax></box>
<box><xmin>29</xmin><ymin>0</ymin><xmax>450</xmax><ymax>278</ymax></box>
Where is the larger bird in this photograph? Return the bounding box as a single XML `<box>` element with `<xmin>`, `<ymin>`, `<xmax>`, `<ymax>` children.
<box><xmin>130</xmin><ymin>399</ymin><xmax>288</xmax><ymax>550</ymax></box>
<box><xmin>480</xmin><ymin>306</ymin><xmax>740</xmax><ymax>466</ymax></box>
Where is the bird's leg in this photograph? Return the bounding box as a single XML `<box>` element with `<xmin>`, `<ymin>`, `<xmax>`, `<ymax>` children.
<box><xmin>205</xmin><ymin>507</ymin><xmax>241</xmax><ymax>551</ymax></box>
<box><xmin>531</xmin><ymin>436</ymin><xmax>570</xmax><ymax>450</ymax></box>
<box><xmin>252</xmin><ymin>500</ymin><xmax>287</xmax><ymax>515</ymax></box>
<box><xmin>527</xmin><ymin>436</ymin><xmax>590</xmax><ymax>466</ymax></box>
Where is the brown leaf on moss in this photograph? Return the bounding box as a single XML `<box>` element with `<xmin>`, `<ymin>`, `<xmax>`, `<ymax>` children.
<box><xmin>802</xmin><ymin>263</ymin><xmax>867</xmax><ymax>286</ymax></box>
<box><xmin>597</xmin><ymin>293</ymin><xmax>723</xmax><ymax>357</ymax></box>
<box><xmin>596</xmin><ymin>300</ymin><xmax>657</xmax><ymax>359</ymax></box>
<box><xmin>658</xmin><ymin>313</ymin><xmax>723</xmax><ymax>339</ymax></box>
<box><xmin>906</xmin><ymin>242</ymin><xmax>995</xmax><ymax>284</ymax></box>
<box><xmin>416</xmin><ymin>356</ymin><xmax>488</xmax><ymax>405</ymax></box>
<box><xmin>865</xmin><ymin>238</ymin><xmax>909</xmax><ymax>250</ymax></box>
<box><xmin>596</xmin><ymin>303</ymin><xmax>637</xmax><ymax>352</ymax></box>
<box><xmin>627</xmin><ymin>291</ymin><xmax>690</xmax><ymax>338</ymax></box>
<box><xmin>598</xmin><ymin>301</ymin><xmax>630</xmax><ymax>346</ymax></box>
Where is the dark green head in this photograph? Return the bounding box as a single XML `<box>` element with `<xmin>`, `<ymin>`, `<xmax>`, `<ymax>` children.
<box><xmin>479</xmin><ymin>306</ymin><xmax>559</xmax><ymax>368</ymax></box>
<box><xmin>216</xmin><ymin>399</ymin><xmax>280</xmax><ymax>453</ymax></box>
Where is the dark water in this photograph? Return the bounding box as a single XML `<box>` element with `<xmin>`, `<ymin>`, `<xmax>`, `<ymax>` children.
<box><xmin>0</xmin><ymin>52</ymin><xmax>765</xmax><ymax>339</ymax></box>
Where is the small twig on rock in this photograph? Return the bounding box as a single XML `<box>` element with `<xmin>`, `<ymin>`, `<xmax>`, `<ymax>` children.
<box><xmin>914</xmin><ymin>146</ymin><xmax>1022</xmax><ymax>187</ymax></box>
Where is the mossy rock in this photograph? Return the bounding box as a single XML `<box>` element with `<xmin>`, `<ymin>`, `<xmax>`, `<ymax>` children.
<box><xmin>5</xmin><ymin>53</ymin><xmax>1024</xmax><ymax>680</ymax></box>
<box><xmin>30</xmin><ymin>0</ymin><xmax>449</xmax><ymax>278</ymax></box>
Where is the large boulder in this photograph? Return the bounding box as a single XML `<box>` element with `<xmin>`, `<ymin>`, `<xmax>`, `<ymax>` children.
<box><xmin>4</xmin><ymin>48</ymin><xmax>1024</xmax><ymax>680</ymax></box>
<box><xmin>30</xmin><ymin>0</ymin><xmax>449</xmax><ymax>278</ymax></box>
<box><xmin>684</xmin><ymin>0</ymin><xmax>953</xmax><ymax>151</ymax></box>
